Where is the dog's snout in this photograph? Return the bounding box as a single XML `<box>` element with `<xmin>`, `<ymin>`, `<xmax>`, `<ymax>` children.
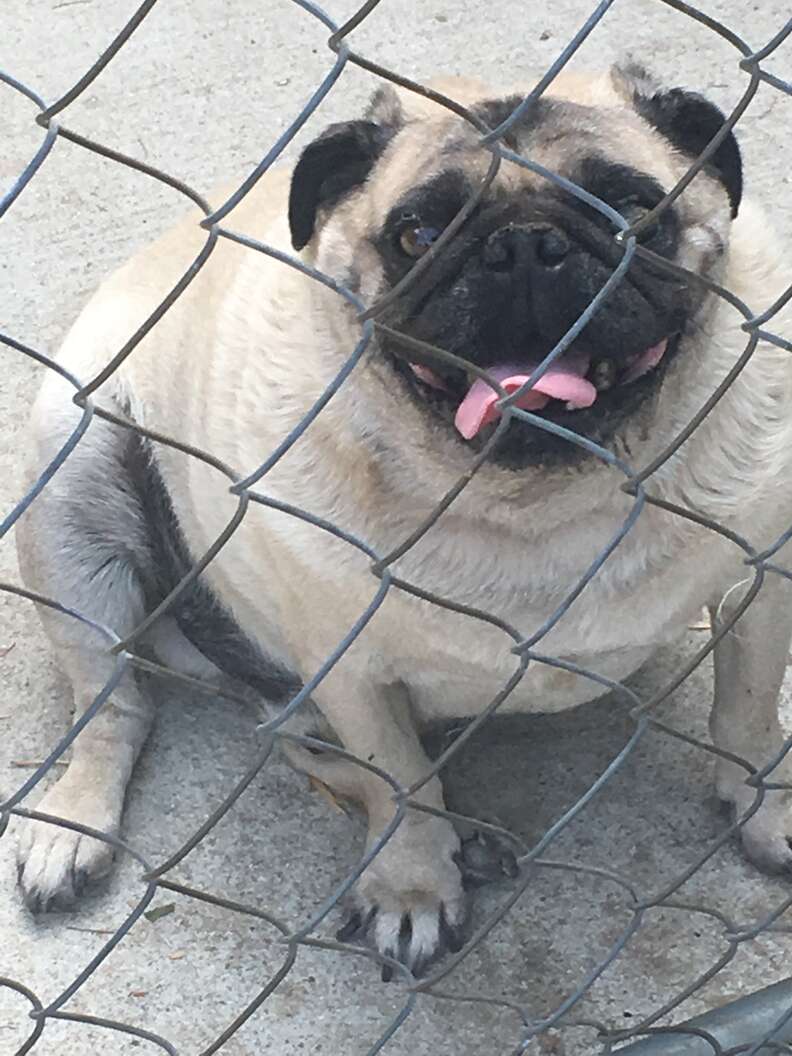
<box><xmin>483</xmin><ymin>224</ymin><xmax>570</xmax><ymax>276</ymax></box>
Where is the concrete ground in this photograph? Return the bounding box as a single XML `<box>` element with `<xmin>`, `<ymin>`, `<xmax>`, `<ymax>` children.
<box><xmin>2</xmin><ymin>1</ymin><xmax>791</xmax><ymax>1053</ymax></box>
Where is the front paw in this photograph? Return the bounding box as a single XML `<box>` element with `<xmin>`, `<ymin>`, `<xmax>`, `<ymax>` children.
<box><xmin>16</xmin><ymin>779</ymin><xmax>119</xmax><ymax>913</ymax></box>
<box><xmin>337</xmin><ymin>814</ymin><xmax>467</xmax><ymax>980</ymax></box>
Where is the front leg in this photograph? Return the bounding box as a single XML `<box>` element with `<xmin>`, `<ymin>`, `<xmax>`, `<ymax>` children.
<box><xmin>282</xmin><ymin>676</ymin><xmax>466</xmax><ymax>977</ymax></box>
<box><xmin>710</xmin><ymin>573</ymin><xmax>792</xmax><ymax>871</ymax></box>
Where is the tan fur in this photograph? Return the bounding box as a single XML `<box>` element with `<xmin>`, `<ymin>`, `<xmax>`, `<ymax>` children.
<box><xmin>15</xmin><ymin>71</ymin><xmax>792</xmax><ymax>970</ymax></box>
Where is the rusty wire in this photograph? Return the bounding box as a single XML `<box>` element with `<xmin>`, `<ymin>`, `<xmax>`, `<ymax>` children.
<box><xmin>1</xmin><ymin>1</ymin><xmax>792</xmax><ymax>1054</ymax></box>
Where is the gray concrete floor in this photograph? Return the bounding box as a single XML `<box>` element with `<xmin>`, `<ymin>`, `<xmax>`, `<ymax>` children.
<box><xmin>2</xmin><ymin>1</ymin><xmax>792</xmax><ymax>1054</ymax></box>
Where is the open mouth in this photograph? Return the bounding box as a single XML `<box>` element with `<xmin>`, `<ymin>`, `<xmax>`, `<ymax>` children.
<box><xmin>402</xmin><ymin>339</ymin><xmax>671</xmax><ymax>441</ymax></box>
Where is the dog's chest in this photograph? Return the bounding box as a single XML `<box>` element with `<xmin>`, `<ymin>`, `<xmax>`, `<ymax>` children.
<box><xmin>342</xmin><ymin>512</ymin><xmax>724</xmax><ymax>717</ymax></box>
<box><xmin>154</xmin><ymin>451</ymin><xmax>726</xmax><ymax>720</ymax></box>
<box><xmin>369</xmin><ymin>574</ymin><xmax>691</xmax><ymax>719</ymax></box>
<box><xmin>269</xmin><ymin>520</ymin><xmax>714</xmax><ymax>719</ymax></box>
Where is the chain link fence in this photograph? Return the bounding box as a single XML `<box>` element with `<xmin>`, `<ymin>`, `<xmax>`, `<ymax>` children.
<box><xmin>2</xmin><ymin>0</ymin><xmax>792</xmax><ymax>1053</ymax></box>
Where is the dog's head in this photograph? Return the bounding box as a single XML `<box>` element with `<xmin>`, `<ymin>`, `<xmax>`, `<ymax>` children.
<box><xmin>288</xmin><ymin>66</ymin><xmax>741</xmax><ymax>473</ymax></box>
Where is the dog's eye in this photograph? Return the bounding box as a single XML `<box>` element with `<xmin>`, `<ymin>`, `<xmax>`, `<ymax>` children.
<box><xmin>619</xmin><ymin>200</ymin><xmax>660</xmax><ymax>239</ymax></box>
<box><xmin>398</xmin><ymin>221</ymin><xmax>441</xmax><ymax>258</ymax></box>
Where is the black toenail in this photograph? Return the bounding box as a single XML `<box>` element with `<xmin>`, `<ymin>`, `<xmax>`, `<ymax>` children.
<box><xmin>336</xmin><ymin>912</ymin><xmax>362</xmax><ymax>943</ymax></box>
<box><xmin>398</xmin><ymin>913</ymin><xmax>412</xmax><ymax>940</ymax></box>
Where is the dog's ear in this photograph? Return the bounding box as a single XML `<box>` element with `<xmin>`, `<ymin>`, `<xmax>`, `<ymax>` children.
<box><xmin>612</xmin><ymin>62</ymin><xmax>742</xmax><ymax>218</ymax></box>
<box><xmin>288</xmin><ymin>87</ymin><xmax>403</xmax><ymax>251</ymax></box>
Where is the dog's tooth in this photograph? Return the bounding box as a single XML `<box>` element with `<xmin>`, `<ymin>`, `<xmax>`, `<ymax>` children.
<box><xmin>591</xmin><ymin>358</ymin><xmax>617</xmax><ymax>391</ymax></box>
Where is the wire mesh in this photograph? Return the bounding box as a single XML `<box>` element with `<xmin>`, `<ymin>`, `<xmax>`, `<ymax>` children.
<box><xmin>1</xmin><ymin>1</ymin><xmax>792</xmax><ymax>1053</ymax></box>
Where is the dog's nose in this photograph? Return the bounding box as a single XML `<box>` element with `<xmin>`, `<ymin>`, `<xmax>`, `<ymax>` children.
<box><xmin>483</xmin><ymin>225</ymin><xmax>570</xmax><ymax>274</ymax></box>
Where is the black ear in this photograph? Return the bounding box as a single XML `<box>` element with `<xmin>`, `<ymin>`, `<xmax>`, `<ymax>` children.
<box><xmin>288</xmin><ymin>120</ymin><xmax>394</xmax><ymax>250</ymax></box>
<box><xmin>634</xmin><ymin>85</ymin><xmax>743</xmax><ymax>218</ymax></box>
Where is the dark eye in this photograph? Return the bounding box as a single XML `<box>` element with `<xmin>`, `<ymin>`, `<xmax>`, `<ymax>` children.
<box><xmin>398</xmin><ymin>219</ymin><xmax>441</xmax><ymax>258</ymax></box>
<box><xmin>619</xmin><ymin>200</ymin><xmax>660</xmax><ymax>239</ymax></box>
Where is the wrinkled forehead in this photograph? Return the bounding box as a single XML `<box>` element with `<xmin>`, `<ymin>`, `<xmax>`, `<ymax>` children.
<box><xmin>363</xmin><ymin>85</ymin><xmax>683</xmax><ymax>227</ymax></box>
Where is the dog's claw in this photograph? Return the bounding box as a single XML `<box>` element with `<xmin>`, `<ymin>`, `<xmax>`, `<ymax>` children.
<box><xmin>440</xmin><ymin>904</ymin><xmax>466</xmax><ymax>954</ymax></box>
<box><xmin>339</xmin><ymin>891</ymin><xmax>467</xmax><ymax>981</ymax></box>
<box><xmin>500</xmin><ymin>848</ymin><xmax>520</xmax><ymax>879</ymax></box>
<box><xmin>336</xmin><ymin>912</ymin><xmax>363</xmax><ymax>943</ymax></box>
<box><xmin>336</xmin><ymin>813</ymin><xmax>466</xmax><ymax>979</ymax></box>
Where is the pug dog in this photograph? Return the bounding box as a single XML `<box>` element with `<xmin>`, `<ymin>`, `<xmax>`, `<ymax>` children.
<box><xmin>14</xmin><ymin>64</ymin><xmax>792</xmax><ymax>976</ymax></box>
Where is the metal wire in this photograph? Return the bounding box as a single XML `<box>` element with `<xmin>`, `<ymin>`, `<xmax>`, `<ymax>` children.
<box><xmin>1</xmin><ymin>2</ymin><xmax>791</xmax><ymax>1054</ymax></box>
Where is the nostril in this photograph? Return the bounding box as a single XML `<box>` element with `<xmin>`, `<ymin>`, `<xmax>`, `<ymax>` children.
<box><xmin>484</xmin><ymin>225</ymin><xmax>569</xmax><ymax>273</ymax></box>
<box><xmin>483</xmin><ymin>237</ymin><xmax>513</xmax><ymax>272</ymax></box>
<box><xmin>536</xmin><ymin>229</ymin><xmax>570</xmax><ymax>268</ymax></box>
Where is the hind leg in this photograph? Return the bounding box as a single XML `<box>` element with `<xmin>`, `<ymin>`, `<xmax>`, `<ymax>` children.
<box><xmin>709</xmin><ymin>574</ymin><xmax>792</xmax><ymax>872</ymax></box>
<box><xmin>14</xmin><ymin>374</ymin><xmax>154</xmax><ymax>910</ymax></box>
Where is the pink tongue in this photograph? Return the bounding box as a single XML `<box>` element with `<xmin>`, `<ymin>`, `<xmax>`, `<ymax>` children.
<box><xmin>455</xmin><ymin>354</ymin><xmax>597</xmax><ymax>440</ymax></box>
